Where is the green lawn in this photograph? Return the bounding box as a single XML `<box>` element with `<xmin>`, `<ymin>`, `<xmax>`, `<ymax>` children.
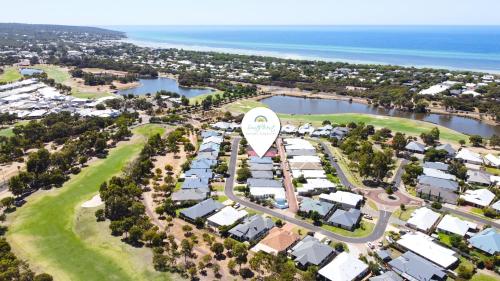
<box><xmin>321</xmin><ymin>220</ymin><xmax>375</xmax><ymax>238</ymax></box>
<box><xmin>31</xmin><ymin>64</ymin><xmax>71</xmax><ymax>84</ymax></box>
<box><xmin>0</xmin><ymin>66</ymin><xmax>22</xmax><ymax>83</ymax></box>
<box><xmin>0</xmin><ymin>127</ymin><xmax>14</xmax><ymax>137</ymax></box>
<box><xmin>438</xmin><ymin>232</ymin><xmax>453</xmax><ymax>247</ymax></box>
<box><xmin>189</xmin><ymin>90</ymin><xmax>222</xmax><ymax>105</ymax></box>
<box><xmin>225</xmin><ymin>99</ymin><xmax>467</xmax><ymax>144</ymax></box>
<box><xmin>216</xmin><ymin>195</ymin><xmax>229</xmax><ymax>203</ymax></box>
<box><xmin>71</xmin><ymin>89</ymin><xmax>114</xmax><ymax>99</ymax></box>
<box><xmin>392</xmin><ymin>206</ymin><xmax>417</xmax><ymax>221</ymax></box>
<box><xmin>471</xmin><ymin>273</ymin><xmax>498</xmax><ymax>281</ymax></box>
<box><xmin>6</xmin><ymin>125</ymin><xmax>171</xmax><ymax>281</ymax></box>
<box><xmin>133</xmin><ymin>124</ymin><xmax>167</xmax><ymax>138</ymax></box>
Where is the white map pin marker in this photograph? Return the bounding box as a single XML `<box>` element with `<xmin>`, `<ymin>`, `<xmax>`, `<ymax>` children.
<box><xmin>241</xmin><ymin>107</ymin><xmax>281</xmax><ymax>158</ymax></box>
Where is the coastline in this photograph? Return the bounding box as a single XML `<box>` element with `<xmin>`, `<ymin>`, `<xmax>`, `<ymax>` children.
<box><xmin>121</xmin><ymin>38</ymin><xmax>500</xmax><ymax>74</ymax></box>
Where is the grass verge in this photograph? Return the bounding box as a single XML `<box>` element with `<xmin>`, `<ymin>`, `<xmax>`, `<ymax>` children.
<box><xmin>0</xmin><ymin>66</ymin><xmax>21</xmax><ymax>83</ymax></box>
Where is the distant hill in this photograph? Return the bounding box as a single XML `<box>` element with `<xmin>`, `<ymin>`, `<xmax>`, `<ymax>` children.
<box><xmin>0</xmin><ymin>23</ymin><xmax>125</xmax><ymax>46</ymax></box>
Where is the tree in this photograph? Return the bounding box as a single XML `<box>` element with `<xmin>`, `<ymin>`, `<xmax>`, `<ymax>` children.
<box><xmin>459</xmin><ymin>139</ymin><xmax>466</xmax><ymax>146</ymax></box>
<box><xmin>236</xmin><ymin>167</ymin><xmax>251</xmax><ymax>182</ymax></box>
<box><xmin>181</xmin><ymin>239</ymin><xmax>193</xmax><ymax>263</ymax></box>
<box><xmin>489</xmin><ymin>134</ymin><xmax>500</xmax><ymax>148</ymax></box>
<box><xmin>210</xmin><ymin>242</ymin><xmax>224</xmax><ymax>258</ymax></box>
<box><xmin>212</xmin><ymin>263</ymin><xmax>221</xmax><ymax>277</ymax></box>
<box><xmin>392</xmin><ymin>132</ymin><xmax>407</xmax><ymax>153</ymax></box>
<box><xmin>469</xmin><ymin>135</ymin><xmax>483</xmax><ymax>147</ymax></box>
<box><xmin>34</xmin><ymin>273</ymin><xmax>54</xmax><ymax>281</ymax></box>
<box><xmin>184</xmin><ymin>142</ymin><xmax>195</xmax><ymax>154</ymax></box>
<box><xmin>232</xmin><ymin>242</ymin><xmax>248</xmax><ymax>271</ymax></box>
<box><xmin>187</xmin><ymin>264</ymin><xmax>197</xmax><ymax>279</ymax></box>
<box><xmin>310</xmin><ymin>210</ymin><xmax>322</xmax><ymax>225</ymax></box>
<box><xmin>457</xmin><ymin>263</ymin><xmax>474</xmax><ymax>279</ymax></box>
<box><xmin>424</xmin><ymin>148</ymin><xmax>448</xmax><ymax>162</ymax></box>
<box><xmin>128</xmin><ymin>225</ymin><xmax>143</xmax><ymax>245</ymax></box>
<box><xmin>0</xmin><ymin>196</ymin><xmax>14</xmax><ymax>210</ymax></box>
<box><xmin>227</xmin><ymin>259</ymin><xmax>237</xmax><ymax>274</ymax></box>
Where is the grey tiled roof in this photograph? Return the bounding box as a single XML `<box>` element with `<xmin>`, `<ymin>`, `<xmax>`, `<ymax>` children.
<box><xmin>405</xmin><ymin>141</ymin><xmax>425</xmax><ymax>153</ymax></box>
<box><xmin>190</xmin><ymin>158</ymin><xmax>217</xmax><ymax>169</ymax></box>
<box><xmin>389</xmin><ymin>251</ymin><xmax>446</xmax><ymax>281</ymax></box>
<box><xmin>172</xmin><ymin>189</ymin><xmax>208</xmax><ymax>202</ymax></box>
<box><xmin>228</xmin><ymin>215</ymin><xmax>275</xmax><ymax>241</ymax></box>
<box><xmin>299</xmin><ymin>197</ymin><xmax>335</xmax><ymax>217</ymax></box>
<box><xmin>185</xmin><ymin>168</ymin><xmax>213</xmax><ymax>179</ymax></box>
<box><xmin>435</xmin><ymin>144</ymin><xmax>456</xmax><ymax>156</ymax></box>
<box><xmin>423</xmin><ymin>162</ymin><xmax>449</xmax><ymax>171</ymax></box>
<box><xmin>369</xmin><ymin>271</ymin><xmax>403</xmax><ymax>281</ymax></box>
<box><xmin>180</xmin><ymin>198</ymin><xmax>224</xmax><ymax>220</ymax></box>
<box><xmin>181</xmin><ymin>177</ymin><xmax>209</xmax><ymax>190</ymax></box>
<box><xmin>291</xmin><ymin>236</ymin><xmax>334</xmax><ymax>266</ymax></box>
<box><xmin>251</xmin><ymin>170</ymin><xmax>274</xmax><ymax>179</ymax></box>
<box><xmin>327</xmin><ymin>208</ymin><xmax>361</xmax><ymax>229</ymax></box>
<box><xmin>249</xmin><ymin>156</ymin><xmax>273</xmax><ymax>164</ymax></box>
<box><xmin>249</xmin><ymin>163</ymin><xmax>274</xmax><ymax>171</ymax></box>
<box><xmin>417</xmin><ymin>175</ymin><xmax>458</xmax><ymax>191</ymax></box>
<box><xmin>247</xmin><ymin>178</ymin><xmax>282</xmax><ymax>188</ymax></box>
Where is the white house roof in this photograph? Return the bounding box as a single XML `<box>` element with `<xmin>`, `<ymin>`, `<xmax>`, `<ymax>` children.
<box><xmin>250</xmin><ymin>187</ymin><xmax>286</xmax><ymax>200</ymax></box>
<box><xmin>407</xmin><ymin>207</ymin><xmax>441</xmax><ymax>232</ymax></box>
<box><xmin>318</xmin><ymin>252</ymin><xmax>368</xmax><ymax>281</ymax></box>
<box><xmin>455</xmin><ymin>149</ymin><xmax>483</xmax><ymax>164</ymax></box>
<box><xmin>436</xmin><ymin>215</ymin><xmax>477</xmax><ymax>237</ymax></box>
<box><xmin>202</xmin><ymin>135</ymin><xmax>223</xmax><ymax>145</ymax></box>
<box><xmin>319</xmin><ymin>191</ymin><xmax>363</xmax><ymax>207</ymax></box>
<box><xmin>484</xmin><ymin>154</ymin><xmax>500</xmax><ymax>167</ymax></box>
<box><xmin>292</xmin><ymin>169</ymin><xmax>326</xmax><ymax>179</ymax></box>
<box><xmin>423</xmin><ymin>168</ymin><xmax>456</xmax><ymax>181</ymax></box>
<box><xmin>419</xmin><ymin>84</ymin><xmax>451</xmax><ymax>95</ymax></box>
<box><xmin>460</xmin><ymin>189</ymin><xmax>495</xmax><ymax>207</ymax></box>
<box><xmin>289</xmin><ymin>156</ymin><xmax>321</xmax><ymax>163</ymax></box>
<box><xmin>397</xmin><ymin>232</ymin><xmax>458</xmax><ymax>268</ymax></box>
<box><xmin>281</xmin><ymin>124</ymin><xmax>297</xmax><ymax>133</ymax></box>
<box><xmin>207</xmin><ymin>206</ymin><xmax>248</xmax><ymax>227</ymax></box>
<box><xmin>492</xmin><ymin>200</ymin><xmax>500</xmax><ymax>212</ymax></box>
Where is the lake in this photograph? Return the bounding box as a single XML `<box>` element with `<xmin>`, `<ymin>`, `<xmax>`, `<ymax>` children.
<box><xmin>261</xmin><ymin>95</ymin><xmax>500</xmax><ymax>137</ymax></box>
<box><xmin>20</xmin><ymin>68</ymin><xmax>43</xmax><ymax>76</ymax></box>
<box><xmin>117</xmin><ymin>77</ymin><xmax>213</xmax><ymax>97</ymax></box>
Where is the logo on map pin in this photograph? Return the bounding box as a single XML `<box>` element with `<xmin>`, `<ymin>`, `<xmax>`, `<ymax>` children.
<box><xmin>241</xmin><ymin>107</ymin><xmax>281</xmax><ymax>158</ymax></box>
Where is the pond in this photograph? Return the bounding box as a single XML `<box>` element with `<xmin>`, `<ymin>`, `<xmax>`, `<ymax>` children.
<box><xmin>117</xmin><ymin>77</ymin><xmax>213</xmax><ymax>97</ymax></box>
<box><xmin>261</xmin><ymin>95</ymin><xmax>500</xmax><ymax>137</ymax></box>
<box><xmin>20</xmin><ymin>68</ymin><xmax>43</xmax><ymax>76</ymax></box>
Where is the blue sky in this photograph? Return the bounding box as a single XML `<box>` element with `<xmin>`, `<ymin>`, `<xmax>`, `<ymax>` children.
<box><xmin>1</xmin><ymin>0</ymin><xmax>499</xmax><ymax>26</ymax></box>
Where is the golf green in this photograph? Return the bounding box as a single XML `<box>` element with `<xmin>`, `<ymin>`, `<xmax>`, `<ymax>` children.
<box><xmin>6</xmin><ymin>125</ymin><xmax>172</xmax><ymax>281</ymax></box>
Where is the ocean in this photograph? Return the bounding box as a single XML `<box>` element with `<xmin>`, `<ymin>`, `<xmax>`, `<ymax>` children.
<box><xmin>108</xmin><ymin>26</ymin><xmax>500</xmax><ymax>73</ymax></box>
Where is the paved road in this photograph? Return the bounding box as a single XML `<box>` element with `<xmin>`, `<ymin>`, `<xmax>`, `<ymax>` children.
<box><xmin>319</xmin><ymin>141</ymin><xmax>355</xmax><ymax>189</ymax></box>
<box><xmin>225</xmin><ymin>137</ymin><xmax>391</xmax><ymax>243</ymax></box>
<box><xmin>393</xmin><ymin>159</ymin><xmax>409</xmax><ymax>188</ymax></box>
<box><xmin>276</xmin><ymin>137</ymin><xmax>299</xmax><ymax>212</ymax></box>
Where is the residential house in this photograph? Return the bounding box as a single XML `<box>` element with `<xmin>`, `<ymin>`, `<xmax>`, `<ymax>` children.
<box><xmin>423</xmin><ymin>162</ymin><xmax>449</xmax><ymax>171</ymax></box>
<box><xmin>326</xmin><ymin>208</ymin><xmax>361</xmax><ymax>231</ymax></box>
<box><xmin>172</xmin><ymin>189</ymin><xmax>208</xmax><ymax>203</ymax></box>
<box><xmin>389</xmin><ymin>251</ymin><xmax>447</xmax><ymax>281</ymax></box>
<box><xmin>249</xmin><ymin>156</ymin><xmax>273</xmax><ymax>164</ymax></box>
<box><xmin>251</xmin><ymin>228</ymin><xmax>300</xmax><ymax>255</ymax></box>
<box><xmin>416</xmin><ymin>175</ymin><xmax>459</xmax><ymax>204</ymax></box>
<box><xmin>319</xmin><ymin>191</ymin><xmax>363</xmax><ymax>209</ymax></box>
<box><xmin>468</xmin><ymin>228</ymin><xmax>500</xmax><ymax>255</ymax></box>
<box><xmin>397</xmin><ymin>232</ymin><xmax>458</xmax><ymax>268</ymax></box>
<box><xmin>369</xmin><ymin>271</ymin><xmax>402</xmax><ymax>281</ymax></box>
<box><xmin>290</xmin><ymin>236</ymin><xmax>335</xmax><ymax>268</ymax></box>
<box><xmin>484</xmin><ymin>153</ymin><xmax>500</xmax><ymax>168</ymax></box>
<box><xmin>423</xmin><ymin>168</ymin><xmax>456</xmax><ymax>181</ymax></box>
<box><xmin>330</xmin><ymin>127</ymin><xmax>350</xmax><ymax>140</ymax></box>
<box><xmin>206</xmin><ymin>206</ymin><xmax>248</xmax><ymax>228</ymax></box>
<box><xmin>436</xmin><ymin>215</ymin><xmax>477</xmax><ymax>237</ymax></box>
<box><xmin>318</xmin><ymin>252</ymin><xmax>369</xmax><ymax>281</ymax></box>
<box><xmin>405</xmin><ymin>141</ymin><xmax>426</xmax><ymax>154</ymax></box>
<box><xmin>455</xmin><ymin>149</ymin><xmax>483</xmax><ymax>165</ymax></box>
<box><xmin>406</xmin><ymin>207</ymin><xmax>441</xmax><ymax>233</ymax></box>
<box><xmin>180</xmin><ymin>198</ymin><xmax>224</xmax><ymax>222</ymax></box>
<box><xmin>290</xmin><ymin>162</ymin><xmax>323</xmax><ymax>170</ymax></box>
<box><xmin>466</xmin><ymin>170</ymin><xmax>492</xmax><ymax>186</ymax></box>
<box><xmin>251</xmin><ymin>170</ymin><xmax>274</xmax><ymax>179</ymax></box>
<box><xmin>249</xmin><ymin>163</ymin><xmax>274</xmax><ymax>171</ymax></box>
<box><xmin>228</xmin><ymin>215</ymin><xmax>275</xmax><ymax>242</ymax></box>
<box><xmin>435</xmin><ymin>144</ymin><xmax>456</xmax><ymax>157</ymax></box>
<box><xmin>460</xmin><ymin>189</ymin><xmax>495</xmax><ymax>208</ymax></box>
<box><xmin>298</xmin><ymin>197</ymin><xmax>335</xmax><ymax>218</ymax></box>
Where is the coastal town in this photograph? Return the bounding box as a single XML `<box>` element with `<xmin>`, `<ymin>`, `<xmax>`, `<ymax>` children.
<box><xmin>0</xmin><ymin>23</ymin><xmax>499</xmax><ymax>281</ymax></box>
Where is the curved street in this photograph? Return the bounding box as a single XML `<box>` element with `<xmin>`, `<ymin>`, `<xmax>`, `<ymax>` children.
<box><xmin>224</xmin><ymin>137</ymin><xmax>391</xmax><ymax>243</ymax></box>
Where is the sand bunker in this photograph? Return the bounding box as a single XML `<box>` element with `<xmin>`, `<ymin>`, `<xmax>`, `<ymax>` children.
<box><xmin>81</xmin><ymin>194</ymin><xmax>103</xmax><ymax>208</ymax></box>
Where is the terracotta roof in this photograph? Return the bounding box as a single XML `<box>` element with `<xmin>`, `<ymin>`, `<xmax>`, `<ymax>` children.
<box><xmin>260</xmin><ymin>227</ymin><xmax>300</xmax><ymax>252</ymax></box>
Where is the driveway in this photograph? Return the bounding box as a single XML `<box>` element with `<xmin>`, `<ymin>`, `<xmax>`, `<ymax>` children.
<box><xmin>225</xmin><ymin>137</ymin><xmax>391</xmax><ymax>243</ymax></box>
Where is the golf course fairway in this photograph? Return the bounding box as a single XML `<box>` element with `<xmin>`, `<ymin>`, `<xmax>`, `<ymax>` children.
<box><xmin>6</xmin><ymin>124</ymin><xmax>173</xmax><ymax>281</ymax></box>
